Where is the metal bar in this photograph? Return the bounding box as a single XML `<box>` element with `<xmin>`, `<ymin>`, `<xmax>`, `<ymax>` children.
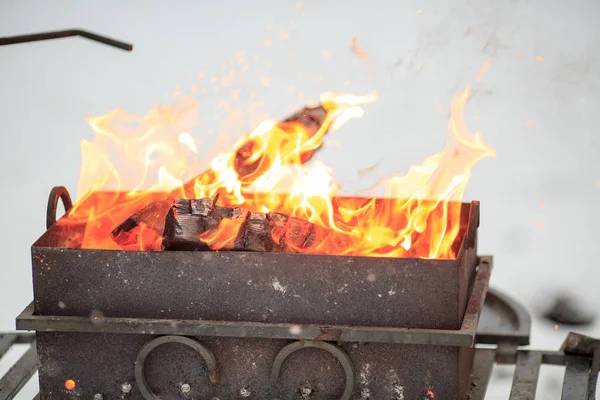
<box><xmin>0</xmin><ymin>343</ymin><xmax>37</xmax><ymax>400</ymax></box>
<box><xmin>17</xmin><ymin>302</ymin><xmax>474</xmax><ymax>346</ymax></box>
<box><xmin>463</xmin><ymin>348</ymin><xmax>496</xmax><ymax>400</ymax></box>
<box><xmin>510</xmin><ymin>351</ymin><xmax>543</xmax><ymax>400</ymax></box>
<box><xmin>561</xmin><ymin>356</ymin><xmax>591</xmax><ymax>400</ymax></box>
<box><xmin>589</xmin><ymin>351</ymin><xmax>599</xmax><ymax>400</ymax></box>
<box><xmin>0</xmin><ymin>29</ymin><xmax>133</xmax><ymax>51</ymax></box>
<box><xmin>0</xmin><ymin>335</ymin><xmax>17</xmax><ymax>360</ymax></box>
<box><xmin>14</xmin><ymin>333</ymin><xmax>35</xmax><ymax>345</ymax></box>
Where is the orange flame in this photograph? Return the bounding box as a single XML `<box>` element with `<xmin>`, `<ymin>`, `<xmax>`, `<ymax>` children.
<box><xmin>63</xmin><ymin>85</ymin><xmax>494</xmax><ymax>259</ymax></box>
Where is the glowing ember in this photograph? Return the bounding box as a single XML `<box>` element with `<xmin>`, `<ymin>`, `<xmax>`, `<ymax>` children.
<box><xmin>64</xmin><ymin>379</ymin><xmax>76</xmax><ymax>391</ymax></box>
<box><xmin>62</xmin><ymin>84</ymin><xmax>494</xmax><ymax>259</ymax></box>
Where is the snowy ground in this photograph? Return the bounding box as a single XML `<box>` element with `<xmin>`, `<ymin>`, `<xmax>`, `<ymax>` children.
<box><xmin>1</xmin><ymin>1</ymin><xmax>599</xmax><ymax>398</ymax></box>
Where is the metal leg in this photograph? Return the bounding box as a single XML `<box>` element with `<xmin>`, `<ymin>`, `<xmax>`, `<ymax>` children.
<box><xmin>561</xmin><ymin>356</ymin><xmax>592</xmax><ymax>400</ymax></box>
<box><xmin>510</xmin><ymin>351</ymin><xmax>543</xmax><ymax>400</ymax></box>
<box><xmin>464</xmin><ymin>348</ymin><xmax>496</xmax><ymax>400</ymax></box>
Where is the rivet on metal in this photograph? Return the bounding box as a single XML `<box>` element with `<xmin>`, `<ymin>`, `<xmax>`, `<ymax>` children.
<box><xmin>360</xmin><ymin>387</ymin><xmax>371</xmax><ymax>398</ymax></box>
<box><xmin>93</xmin><ymin>394</ymin><xmax>104</xmax><ymax>400</ymax></box>
<box><xmin>181</xmin><ymin>383</ymin><xmax>191</xmax><ymax>393</ymax></box>
<box><xmin>240</xmin><ymin>386</ymin><xmax>251</xmax><ymax>397</ymax></box>
<box><xmin>121</xmin><ymin>382</ymin><xmax>132</xmax><ymax>393</ymax></box>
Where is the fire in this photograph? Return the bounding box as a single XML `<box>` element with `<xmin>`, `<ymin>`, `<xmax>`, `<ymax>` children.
<box><xmin>62</xmin><ymin>85</ymin><xmax>494</xmax><ymax>259</ymax></box>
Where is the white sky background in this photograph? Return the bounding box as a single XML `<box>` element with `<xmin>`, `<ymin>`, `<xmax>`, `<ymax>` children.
<box><xmin>0</xmin><ymin>0</ymin><xmax>599</xmax><ymax>398</ymax></box>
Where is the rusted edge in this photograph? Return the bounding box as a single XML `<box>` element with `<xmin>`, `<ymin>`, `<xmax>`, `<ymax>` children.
<box><xmin>464</xmin><ymin>201</ymin><xmax>480</xmax><ymax>250</ymax></box>
<box><xmin>459</xmin><ymin>257</ymin><xmax>491</xmax><ymax>346</ymax></box>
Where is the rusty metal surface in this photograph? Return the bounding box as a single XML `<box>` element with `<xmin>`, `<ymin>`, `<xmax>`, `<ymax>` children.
<box><xmin>34</xmin><ymin>332</ymin><xmax>464</xmax><ymax>400</ymax></box>
<box><xmin>18</xmin><ymin>261</ymin><xmax>491</xmax><ymax>347</ymax></box>
<box><xmin>21</xmin><ymin>261</ymin><xmax>489</xmax><ymax>399</ymax></box>
<box><xmin>22</xmin><ymin>261</ymin><xmax>489</xmax><ymax>399</ymax></box>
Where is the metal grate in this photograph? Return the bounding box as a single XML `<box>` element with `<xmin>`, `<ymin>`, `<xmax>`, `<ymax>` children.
<box><xmin>0</xmin><ymin>333</ymin><xmax>36</xmax><ymax>400</ymax></box>
<box><xmin>465</xmin><ymin>346</ymin><xmax>599</xmax><ymax>400</ymax></box>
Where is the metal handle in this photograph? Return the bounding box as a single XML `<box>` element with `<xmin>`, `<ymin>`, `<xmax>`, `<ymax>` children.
<box><xmin>270</xmin><ymin>340</ymin><xmax>355</xmax><ymax>400</ymax></box>
<box><xmin>46</xmin><ymin>186</ymin><xmax>73</xmax><ymax>229</ymax></box>
<box><xmin>134</xmin><ymin>336</ymin><xmax>219</xmax><ymax>400</ymax></box>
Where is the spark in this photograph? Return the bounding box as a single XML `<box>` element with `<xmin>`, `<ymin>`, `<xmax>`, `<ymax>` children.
<box><xmin>537</xmin><ymin>55</ymin><xmax>544</xmax><ymax>62</ymax></box>
<box><xmin>475</xmin><ymin>58</ymin><xmax>493</xmax><ymax>81</ymax></box>
<box><xmin>350</xmin><ymin>37</ymin><xmax>368</xmax><ymax>60</ymax></box>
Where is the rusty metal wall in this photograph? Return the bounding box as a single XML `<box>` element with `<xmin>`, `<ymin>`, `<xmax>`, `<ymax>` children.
<box><xmin>36</xmin><ymin>332</ymin><xmax>465</xmax><ymax>400</ymax></box>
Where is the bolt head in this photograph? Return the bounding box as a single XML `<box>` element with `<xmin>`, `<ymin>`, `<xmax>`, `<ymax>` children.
<box><xmin>239</xmin><ymin>386</ymin><xmax>251</xmax><ymax>397</ymax></box>
<box><xmin>93</xmin><ymin>394</ymin><xmax>103</xmax><ymax>400</ymax></box>
<box><xmin>181</xmin><ymin>383</ymin><xmax>191</xmax><ymax>393</ymax></box>
<box><xmin>121</xmin><ymin>382</ymin><xmax>132</xmax><ymax>393</ymax></box>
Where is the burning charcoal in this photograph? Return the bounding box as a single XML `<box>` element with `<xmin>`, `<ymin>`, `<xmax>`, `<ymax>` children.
<box><xmin>163</xmin><ymin>198</ymin><xmax>247</xmax><ymax>251</ymax></box>
<box><xmin>245</xmin><ymin>212</ymin><xmax>276</xmax><ymax>252</ymax></box>
<box><xmin>162</xmin><ymin>198</ymin><xmax>337</xmax><ymax>253</ymax></box>
<box><xmin>543</xmin><ymin>294</ymin><xmax>595</xmax><ymax>326</ymax></box>
<box><xmin>111</xmin><ymin>199</ymin><xmax>172</xmax><ymax>244</ymax></box>
<box><xmin>112</xmin><ymin>105</ymin><xmax>329</xmax><ymax>248</ymax></box>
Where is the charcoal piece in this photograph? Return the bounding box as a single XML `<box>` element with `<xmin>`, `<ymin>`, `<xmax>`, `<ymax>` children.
<box><xmin>244</xmin><ymin>212</ymin><xmax>276</xmax><ymax>252</ymax></box>
<box><xmin>543</xmin><ymin>295</ymin><xmax>595</xmax><ymax>326</ymax></box>
<box><xmin>280</xmin><ymin>215</ymin><xmax>315</xmax><ymax>252</ymax></box>
<box><xmin>162</xmin><ymin>198</ymin><xmax>334</xmax><ymax>253</ymax></box>
<box><xmin>112</xmin><ymin>105</ymin><xmax>329</xmax><ymax>247</ymax></box>
<box><xmin>111</xmin><ymin>199</ymin><xmax>172</xmax><ymax>245</ymax></box>
<box><xmin>162</xmin><ymin>198</ymin><xmax>247</xmax><ymax>251</ymax></box>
